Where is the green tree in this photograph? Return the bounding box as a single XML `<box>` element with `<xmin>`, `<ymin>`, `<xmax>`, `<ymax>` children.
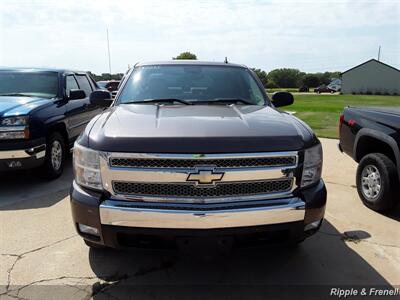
<box><xmin>251</xmin><ymin>68</ymin><xmax>268</xmax><ymax>87</ymax></box>
<box><xmin>301</xmin><ymin>74</ymin><xmax>321</xmax><ymax>88</ymax></box>
<box><xmin>88</xmin><ymin>71</ymin><xmax>101</xmax><ymax>81</ymax></box>
<box><xmin>88</xmin><ymin>72</ymin><xmax>124</xmax><ymax>82</ymax></box>
<box><xmin>268</xmin><ymin>68</ymin><xmax>302</xmax><ymax>88</ymax></box>
<box><xmin>173</xmin><ymin>52</ymin><xmax>197</xmax><ymax>60</ymax></box>
<box><xmin>313</xmin><ymin>72</ymin><xmax>341</xmax><ymax>85</ymax></box>
<box><xmin>266</xmin><ymin>80</ymin><xmax>278</xmax><ymax>88</ymax></box>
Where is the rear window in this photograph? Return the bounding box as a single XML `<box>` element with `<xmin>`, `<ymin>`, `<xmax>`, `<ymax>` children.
<box><xmin>118</xmin><ymin>65</ymin><xmax>265</xmax><ymax>105</ymax></box>
<box><xmin>0</xmin><ymin>71</ymin><xmax>59</xmax><ymax>98</ymax></box>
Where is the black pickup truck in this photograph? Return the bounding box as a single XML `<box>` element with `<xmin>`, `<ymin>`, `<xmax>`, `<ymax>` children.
<box><xmin>0</xmin><ymin>68</ymin><xmax>102</xmax><ymax>178</ymax></box>
<box><xmin>70</xmin><ymin>61</ymin><xmax>327</xmax><ymax>250</ymax></box>
<box><xmin>339</xmin><ymin>107</ymin><xmax>400</xmax><ymax>211</ymax></box>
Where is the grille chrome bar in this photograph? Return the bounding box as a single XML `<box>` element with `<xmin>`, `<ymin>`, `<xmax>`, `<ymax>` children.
<box><xmin>105</xmin><ymin>151</ymin><xmax>298</xmax><ymax>160</ymax></box>
<box><xmin>101</xmin><ymin>166</ymin><xmax>292</xmax><ymax>184</ymax></box>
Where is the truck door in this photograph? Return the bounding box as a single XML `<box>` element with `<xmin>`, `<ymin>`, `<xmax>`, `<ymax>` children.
<box><xmin>65</xmin><ymin>74</ymin><xmax>90</xmax><ymax>139</ymax></box>
<box><xmin>75</xmin><ymin>74</ymin><xmax>103</xmax><ymax>120</ymax></box>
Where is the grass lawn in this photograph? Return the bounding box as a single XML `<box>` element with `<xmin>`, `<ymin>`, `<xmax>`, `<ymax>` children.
<box><xmin>287</xmin><ymin>94</ymin><xmax>400</xmax><ymax>139</ymax></box>
<box><xmin>267</xmin><ymin>88</ymin><xmax>301</xmax><ymax>93</ymax></box>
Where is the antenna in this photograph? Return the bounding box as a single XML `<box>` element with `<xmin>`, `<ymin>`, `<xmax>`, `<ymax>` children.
<box><xmin>224</xmin><ymin>57</ymin><xmax>228</xmax><ymax>64</ymax></box>
<box><xmin>377</xmin><ymin>45</ymin><xmax>381</xmax><ymax>61</ymax></box>
<box><xmin>106</xmin><ymin>28</ymin><xmax>112</xmax><ymax>80</ymax></box>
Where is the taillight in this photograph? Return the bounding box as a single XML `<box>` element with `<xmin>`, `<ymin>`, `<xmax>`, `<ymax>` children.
<box><xmin>339</xmin><ymin>114</ymin><xmax>344</xmax><ymax>126</ymax></box>
<box><xmin>338</xmin><ymin>114</ymin><xmax>344</xmax><ymax>137</ymax></box>
<box><xmin>348</xmin><ymin>119</ymin><xmax>356</xmax><ymax>127</ymax></box>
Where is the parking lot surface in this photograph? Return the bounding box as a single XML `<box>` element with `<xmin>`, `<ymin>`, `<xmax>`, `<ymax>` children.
<box><xmin>1</xmin><ymin>138</ymin><xmax>399</xmax><ymax>299</ymax></box>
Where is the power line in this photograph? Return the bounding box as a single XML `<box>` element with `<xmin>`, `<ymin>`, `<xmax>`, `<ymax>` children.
<box><xmin>378</xmin><ymin>45</ymin><xmax>381</xmax><ymax>61</ymax></box>
<box><xmin>106</xmin><ymin>28</ymin><xmax>112</xmax><ymax>79</ymax></box>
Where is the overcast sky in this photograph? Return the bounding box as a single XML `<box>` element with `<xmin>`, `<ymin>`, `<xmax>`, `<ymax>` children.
<box><xmin>0</xmin><ymin>0</ymin><xmax>399</xmax><ymax>74</ymax></box>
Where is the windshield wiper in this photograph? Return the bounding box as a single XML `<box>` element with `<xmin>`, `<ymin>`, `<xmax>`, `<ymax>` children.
<box><xmin>0</xmin><ymin>93</ymin><xmax>36</xmax><ymax>97</ymax></box>
<box><xmin>196</xmin><ymin>98</ymin><xmax>255</xmax><ymax>105</ymax></box>
<box><xmin>124</xmin><ymin>98</ymin><xmax>192</xmax><ymax>105</ymax></box>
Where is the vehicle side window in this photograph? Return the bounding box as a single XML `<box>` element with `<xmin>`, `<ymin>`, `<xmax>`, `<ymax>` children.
<box><xmin>75</xmin><ymin>75</ymin><xmax>93</xmax><ymax>98</ymax></box>
<box><xmin>66</xmin><ymin>75</ymin><xmax>79</xmax><ymax>97</ymax></box>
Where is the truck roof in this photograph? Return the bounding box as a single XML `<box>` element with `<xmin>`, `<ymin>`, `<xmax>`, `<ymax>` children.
<box><xmin>135</xmin><ymin>60</ymin><xmax>247</xmax><ymax>68</ymax></box>
<box><xmin>0</xmin><ymin>67</ymin><xmax>88</xmax><ymax>74</ymax></box>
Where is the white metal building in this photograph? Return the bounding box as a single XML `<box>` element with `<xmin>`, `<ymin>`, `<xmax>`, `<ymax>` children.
<box><xmin>341</xmin><ymin>59</ymin><xmax>400</xmax><ymax>95</ymax></box>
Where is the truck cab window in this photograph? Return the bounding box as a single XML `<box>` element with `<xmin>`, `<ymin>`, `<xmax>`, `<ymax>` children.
<box><xmin>66</xmin><ymin>75</ymin><xmax>79</xmax><ymax>97</ymax></box>
<box><xmin>75</xmin><ymin>75</ymin><xmax>93</xmax><ymax>98</ymax></box>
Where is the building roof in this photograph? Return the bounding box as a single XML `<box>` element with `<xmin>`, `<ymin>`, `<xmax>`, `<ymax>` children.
<box><xmin>136</xmin><ymin>60</ymin><xmax>247</xmax><ymax>68</ymax></box>
<box><xmin>341</xmin><ymin>59</ymin><xmax>400</xmax><ymax>75</ymax></box>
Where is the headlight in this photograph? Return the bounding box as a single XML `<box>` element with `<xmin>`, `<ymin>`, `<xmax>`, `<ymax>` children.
<box><xmin>1</xmin><ymin>116</ymin><xmax>29</xmax><ymax>126</ymax></box>
<box><xmin>301</xmin><ymin>143</ymin><xmax>323</xmax><ymax>187</ymax></box>
<box><xmin>73</xmin><ymin>143</ymin><xmax>102</xmax><ymax>190</ymax></box>
<box><xmin>0</xmin><ymin>116</ymin><xmax>29</xmax><ymax>139</ymax></box>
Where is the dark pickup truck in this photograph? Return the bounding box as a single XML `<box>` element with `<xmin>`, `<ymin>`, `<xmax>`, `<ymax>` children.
<box><xmin>70</xmin><ymin>61</ymin><xmax>327</xmax><ymax>250</ymax></box>
<box><xmin>0</xmin><ymin>68</ymin><xmax>102</xmax><ymax>178</ymax></box>
<box><xmin>339</xmin><ymin>107</ymin><xmax>400</xmax><ymax>211</ymax></box>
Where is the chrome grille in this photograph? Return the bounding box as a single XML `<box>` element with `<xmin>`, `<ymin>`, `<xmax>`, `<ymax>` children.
<box><xmin>110</xmin><ymin>156</ymin><xmax>296</xmax><ymax>169</ymax></box>
<box><xmin>112</xmin><ymin>179</ymin><xmax>292</xmax><ymax>198</ymax></box>
<box><xmin>101</xmin><ymin>151</ymin><xmax>299</xmax><ymax>203</ymax></box>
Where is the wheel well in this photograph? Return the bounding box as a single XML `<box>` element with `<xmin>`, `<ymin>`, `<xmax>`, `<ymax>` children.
<box><xmin>47</xmin><ymin>123</ymin><xmax>69</xmax><ymax>147</ymax></box>
<box><xmin>356</xmin><ymin>136</ymin><xmax>397</xmax><ymax>165</ymax></box>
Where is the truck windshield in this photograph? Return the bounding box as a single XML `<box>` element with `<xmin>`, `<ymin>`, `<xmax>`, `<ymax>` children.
<box><xmin>0</xmin><ymin>71</ymin><xmax>59</xmax><ymax>99</ymax></box>
<box><xmin>118</xmin><ymin>65</ymin><xmax>266</xmax><ymax>105</ymax></box>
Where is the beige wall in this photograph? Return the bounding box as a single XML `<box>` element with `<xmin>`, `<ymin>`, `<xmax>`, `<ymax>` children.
<box><xmin>342</xmin><ymin>60</ymin><xmax>400</xmax><ymax>95</ymax></box>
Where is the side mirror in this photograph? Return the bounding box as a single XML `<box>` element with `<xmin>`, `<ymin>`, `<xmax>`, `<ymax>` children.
<box><xmin>69</xmin><ymin>89</ymin><xmax>86</xmax><ymax>100</ymax></box>
<box><xmin>90</xmin><ymin>90</ymin><xmax>113</xmax><ymax>107</ymax></box>
<box><xmin>271</xmin><ymin>92</ymin><xmax>294</xmax><ymax>107</ymax></box>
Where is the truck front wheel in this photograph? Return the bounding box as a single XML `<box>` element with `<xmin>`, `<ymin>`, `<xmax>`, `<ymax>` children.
<box><xmin>42</xmin><ymin>132</ymin><xmax>65</xmax><ymax>179</ymax></box>
<box><xmin>356</xmin><ymin>153</ymin><xmax>398</xmax><ymax>211</ymax></box>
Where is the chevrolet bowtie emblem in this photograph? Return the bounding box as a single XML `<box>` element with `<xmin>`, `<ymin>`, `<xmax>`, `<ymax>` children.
<box><xmin>187</xmin><ymin>169</ymin><xmax>224</xmax><ymax>185</ymax></box>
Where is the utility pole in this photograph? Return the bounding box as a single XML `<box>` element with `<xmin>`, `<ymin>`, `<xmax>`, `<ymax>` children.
<box><xmin>378</xmin><ymin>45</ymin><xmax>381</xmax><ymax>61</ymax></box>
<box><xmin>107</xmin><ymin>28</ymin><xmax>112</xmax><ymax>80</ymax></box>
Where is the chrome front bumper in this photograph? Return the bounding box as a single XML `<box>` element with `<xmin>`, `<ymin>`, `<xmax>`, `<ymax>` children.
<box><xmin>0</xmin><ymin>144</ymin><xmax>46</xmax><ymax>160</ymax></box>
<box><xmin>99</xmin><ymin>198</ymin><xmax>306</xmax><ymax>229</ymax></box>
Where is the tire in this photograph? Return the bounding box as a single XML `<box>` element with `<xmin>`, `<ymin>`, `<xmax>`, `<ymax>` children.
<box><xmin>42</xmin><ymin>132</ymin><xmax>65</xmax><ymax>179</ymax></box>
<box><xmin>84</xmin><ymin>239</ymin><xmax>106</xmax><ymax>249</ymax></box>
<box><xmin>356</xmin><ymin>153</ymin><xmax>399</xmax><ymax>211</ymax></box>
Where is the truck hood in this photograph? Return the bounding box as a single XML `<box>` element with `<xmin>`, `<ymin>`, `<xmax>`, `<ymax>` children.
<box><xmin>0</xmin><ymin>96</ymin><xmax>52</xmax><ymax>117</ymax></box>
<box><xmin>84</xmin><ymin>104</ymin><xmax>317</xmax><ymax>153</ymax></box>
